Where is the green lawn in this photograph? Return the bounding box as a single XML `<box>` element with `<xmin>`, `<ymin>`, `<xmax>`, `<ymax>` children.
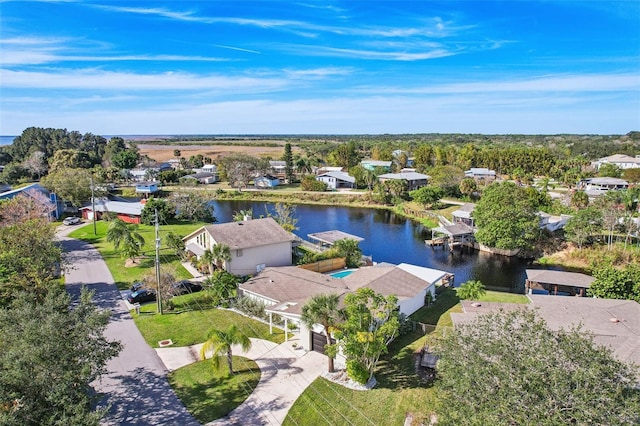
<box><xmin>68</xmin><ymin>220</ymin><xmax>205</xmax><ymax>290</ymax></box>
<box><xmin>133</xmin><ymin>299</ymin><xmax>286</xmax><ymax>347</ymax></box>
<box><xmin>168</xmin><ymin>357</ymin><xmax>260</xmax><ymax>424</ymax></box>
<box><xmin>476</xmin><ymin>290</ymin><xmax>530</xmax><ymax>304</ymax></box>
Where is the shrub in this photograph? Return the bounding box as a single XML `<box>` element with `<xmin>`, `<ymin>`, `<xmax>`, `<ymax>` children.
<box><xmin>233</xmin><ymin>296</ymin><xmax>267</xmax><ymax>320</ymax></box>
<box><xmin>346</xmin><ymin>359</ymin><xmax>369</xmax><ymax>385</ymax></box>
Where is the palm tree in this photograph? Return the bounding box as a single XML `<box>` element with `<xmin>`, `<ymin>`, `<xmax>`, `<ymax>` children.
<box><xmin>296</xmin><ymin>157</ymin><xmax>313</xmax><ymax>175</ymax></box>
<box><xmin>200</xmin><ymin>325</ymin><xmax>251</xmax><ymax>374</ymax></box>
<box><xmin>301</xmin><ymin>294</ymin><xmax>343</xmax><ymax>373</ymax></box>
<box><xmin>456</xmin><ymin>280</ymin><xmax>486</xmax><ymax>301</ymax></box>
<box><xmin>106</xmin><ymin>219</ymin><xmax>145</xmax><ymax>264</ymax></box>
<box><xmin>201</xmin><ymin>248</ymin><xmax>216</xmax><ymax>275</ymax></box>
<box><xmin>211</xmin><ymin>243</ymin><xmax>231</xmax><ymax>271</ymax></box>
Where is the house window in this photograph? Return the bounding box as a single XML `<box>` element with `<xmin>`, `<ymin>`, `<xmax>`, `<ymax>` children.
<box><xmin>236</xmin><ymin>249</ymin><xmax>243</xmax><ymax>257</ymax></box>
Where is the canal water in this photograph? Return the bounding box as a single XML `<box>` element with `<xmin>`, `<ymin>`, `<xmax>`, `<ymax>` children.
<box><xmin>210</xmin><ymin>200</ymin><xmax>536</xmax><ymax>293</ymax></box>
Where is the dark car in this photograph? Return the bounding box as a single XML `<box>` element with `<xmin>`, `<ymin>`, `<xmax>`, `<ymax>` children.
<box><xmin>171</xmin><ymin>280</ymin><xmax>203</xmax><ymax>296</ymax></box>
<box><xmin>127</xmin><ymin>289</ymin><xmax>156</xmax><ymax>304</ymax></box>
<box><xmin>130</xmin><ymin>281</ymin><xmax>145</xmax><ymax>292</ymax></box>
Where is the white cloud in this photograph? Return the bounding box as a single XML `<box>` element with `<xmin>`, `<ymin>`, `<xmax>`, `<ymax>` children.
<box><xmin>358</xmin><ymin>73</ymin><xmax>640</xmax><ymax>94</ymax></box>
<box><xmin>3</xmin><ymin>92</ymin><xmax>637</xmax><ymax>135</ymax></box>
<box><xmin>0</xmin><ymin>68</ymin><xmax>289</xmax><ymax>91</ymax></box>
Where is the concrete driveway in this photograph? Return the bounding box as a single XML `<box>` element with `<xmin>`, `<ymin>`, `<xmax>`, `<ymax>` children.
<box><xmin>60</xmin><ymin>229</ymin><xmax>198</xmax><ymax>426</ymax></box>
<box><xmin>156</xmin><ymin>337</ymin><xmax>327</xmax><ymax>426</ymax></box>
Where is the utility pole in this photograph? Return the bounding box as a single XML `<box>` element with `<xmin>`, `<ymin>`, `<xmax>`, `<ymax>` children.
<box><xmin>155</xmin><ymin>209</ymin><xmax>163</xmax><ymax>315</ymax></box>
<box><xmin>90</xmin><ymin>175</ymin><xmax>97</xmax><ymax>235</ymax></box>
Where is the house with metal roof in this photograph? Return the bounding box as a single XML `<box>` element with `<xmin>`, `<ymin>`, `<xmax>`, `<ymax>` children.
<box><xmin>576</xmin><ymin>177</ymin><xmax>629</xmax><ymax>196</ymax></box>
<box><xmin>79</xmin><ymin>199</ymin><xmax>144</xmax><ymax>224</ymax></box>
<box><xmin>315</xmin><ymin>171</ymin><xmax>355</xmax><ymax>190</ymax></box>
<box><xmin>182</xmin><ymin>217</ymin><xmax>296</xmax><ymax>276</ymax></box>
<box><xmin>0</xmin><ymin>183</ymin><xmax>62</xmax><ymax>220</ymax></box>
<box><xmin>378</xmin><ymin>171</ymin><xmax>430</xmax><ymax>190</ymax></box>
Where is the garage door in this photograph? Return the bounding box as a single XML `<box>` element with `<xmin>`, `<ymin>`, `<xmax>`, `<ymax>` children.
<box><xmin>311</xmin><ymin>331</ymin><xmax>335</xmax><ymax>355</ymax></box>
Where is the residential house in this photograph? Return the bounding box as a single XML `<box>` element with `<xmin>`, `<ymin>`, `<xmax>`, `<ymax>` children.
<box><xmin>269</xmin><ymin>160</ymin><xmax>286</xmax><ymax>178</ymax></box>
<box><xmin>135</xmin><ymin>181</ymin><xmax>160</xmax><ymax>197</ymax></box>
<box><xmin>255</xmin><ymin>175</ymin><xmax>280</xmax><ymax>188</ymax></box>
<box><xmin>538</xmin><ymin>212</ymin><xmax>572</xmax><ymax>232</ymax></box>
<box><xmin>181</xmin><ymin>172</ymin><xmax>217</xmax><ymax>184</ymax></box>
<box><xmin>378</xmin><ymin>171</ymin><xmax>430</xmax><ymax>191</ymax></box>
<box><xmin>0</xmin><ymin>183</ymin><xmax>62</xmax><ymax>220</ymax></box>
<box><xmin>316</xmin><ymin>171</ymin><xmax>355</xmax><ymax>190</ymax></box>
<box><xmin>576</xmin><ymin>177</ymin><xmax>629</xmax><ymax>195</ymax></box>
<box><xmin>315</xmin><ymin>166</ymin><xmax>343</xmax><ymax>175</ymax></box>
<box><xmin>361</xmin><ymin>160</ymin><xmax>392</xmax><ymax>172</ymax></box>
<box><xmin>464</xmin><ymin>168</ymin><xmax>496</xmax><ymax>181</ymax></box>
<box><xmin>182</xmin><ymin>217</ymin><xmax>296</xmax><ymax>276</ymax></box>
<box><xmin>129</xmin><ymin>162</ymin><xmax>172</xmax><ymax>182</ymax></box>
<box><xmin>79</xmin><ymin>199</ymin><xmax>144</xmax><ymax>224</ymax></box>
<box><xmin>167</xmin><ymin>158</ymin><xmax>181</xmax><ymax>169</ymax></box>
<box><xmin>238</xmin><ymin>262</ymin><xmax>450</xmax><ymax>355</ymax></box>
<box><xmin>592</xmin><ymin>154</ymin><xmax>640</xmax><ymax>170</ymax></box>
<box><xmin>201</xmin><ymin>164</ymin><xmax>218</xmax><ymax>174</ymax></box>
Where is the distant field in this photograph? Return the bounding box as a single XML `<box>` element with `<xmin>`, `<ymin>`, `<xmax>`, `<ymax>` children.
<box><xmin>137</xmin><ymin>141</ymin><xmax>296</xmax><ymax>162</ymax></box>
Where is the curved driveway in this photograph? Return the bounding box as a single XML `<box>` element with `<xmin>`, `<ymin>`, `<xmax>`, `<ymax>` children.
<box><xmin>60</xmin><ymin>229</ymin><xmax>199</xmax><ymax>425</ymax></box>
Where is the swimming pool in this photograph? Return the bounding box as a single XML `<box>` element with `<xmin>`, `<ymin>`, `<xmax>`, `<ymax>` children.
<box><xmin>329</xmin><ymin>269</ymin><xmax>355</xmax><ymax>279</ymax></box>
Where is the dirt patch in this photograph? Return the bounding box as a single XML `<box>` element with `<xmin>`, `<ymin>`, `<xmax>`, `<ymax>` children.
<box><xmin>125</xmin><ymin>256</ymin><xmax>148</xmax><ymax>267</ymax></box>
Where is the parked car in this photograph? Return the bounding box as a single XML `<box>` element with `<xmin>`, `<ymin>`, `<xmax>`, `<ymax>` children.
<box><xmin>127</xmin><ymin>289</ymin><xmax>156</xmax><ymax>304</ymax></box>
<box><xmin>171</xmin><ymin>280</ymin><xmax>203</xmax><ymax>296</ymax></box>
<box><xmin>130</xmin><ymin>281</ymin><xmax>145</xmax><ymax>292</ymax></box>
<box><xmin>62</xmin><ymin>216</ymin><xmax>81</xmax><ymax>225</ymax></box>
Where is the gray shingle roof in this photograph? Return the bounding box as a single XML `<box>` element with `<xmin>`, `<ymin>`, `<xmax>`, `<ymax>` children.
<box><xmin>203</xmin><ymin>217</ymin><xmax>295</xmax><ymax>250</ymax></box>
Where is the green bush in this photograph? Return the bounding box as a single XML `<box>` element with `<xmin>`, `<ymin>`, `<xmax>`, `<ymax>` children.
<box><xmin>346</xmin><ymin>359</ymin><xmax>369</xmax><ymax>385</ymax></box>
<box><xmin>232</xmin><ymin>296</ymin><xmax>267</xmax><ymax>320</ymax></box>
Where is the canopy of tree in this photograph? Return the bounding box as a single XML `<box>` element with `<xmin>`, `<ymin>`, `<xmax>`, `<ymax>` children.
<box><xmin>437</xmin><ymin>309</ymin><xmax>639</xmax><ymax>425</ymax></box>
<box><xmin>473</xmin><ymin>181</ymin><xmax>539</xmax><ymax>251</ymax></box>
<box><xmin>0</xmin><ymin>288</ymin><xmax>122</xmax><ymax>425</ymax></box>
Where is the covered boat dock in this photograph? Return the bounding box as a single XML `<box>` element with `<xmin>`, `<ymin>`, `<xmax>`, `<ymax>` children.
<box><xmin>307</xmin><ymin>230</ymin><xmax>364</xmax><ymax>249</ymax></box>
<box><xmin>427</xmin><ymin>223</ymin><xmax>475</xmax><ymax>252</ymax></box>
<box><xmin>525</xmin><ymin>269</ymin><xmax>595</xmax><ymax>296</ymax></box>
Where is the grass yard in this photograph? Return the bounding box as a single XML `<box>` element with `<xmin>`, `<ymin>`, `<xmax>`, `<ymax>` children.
<box><xmin>133</xmin><ymin>301</ymin><xmax>286</xmax><ymax>347</ymax></box>
<box><xmin>168</xmin><ymin>357</ymin><xmax>260</xmax><ymax>424</ymax></box>
<box><xmin>68</xmin><ymin>220</ymin><xmax>205</xmax><ymax>290</ymax></box>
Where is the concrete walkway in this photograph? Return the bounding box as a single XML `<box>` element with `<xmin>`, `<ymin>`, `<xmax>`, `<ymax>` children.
<box><xmin>156</xmin><ymin>336</ymin><xmax>327</xmax><ymax>426</ymax></box>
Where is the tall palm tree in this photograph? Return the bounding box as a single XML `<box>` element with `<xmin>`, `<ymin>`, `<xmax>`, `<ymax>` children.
<box><xmin>211</xmin><ymin>243</ymin><xmax>231</xmax><ymax>271</ymax></box>
<box><xmin>301</xmin><ymin>294</ymin><xmax>343</xmax><ymax>373</ymax></box>
<box><xmin>200</xmin><ymin>325</ymin><xmax>251</xmax><ymax>374</ymax></box>
<box><xmin>106</xmin><ymin>219</ymin><xmax>145</xmax><ymax>264</ymax></box>
<box><xmin>201</xmin><ymin>248</ymin><xmax>216</xmax><ymax>275</ymax></box>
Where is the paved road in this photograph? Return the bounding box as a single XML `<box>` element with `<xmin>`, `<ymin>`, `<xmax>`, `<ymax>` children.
<box><xmin>61</xmin><ymin>232</ymin><xmax>199</xmax><ymax>425</ymax></box>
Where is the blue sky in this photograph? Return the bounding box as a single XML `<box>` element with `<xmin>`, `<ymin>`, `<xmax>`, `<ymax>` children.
<box><xmin>1</xmin><ymin>1</ymin><xmax>638</xmax><ymax>135</ymax></box>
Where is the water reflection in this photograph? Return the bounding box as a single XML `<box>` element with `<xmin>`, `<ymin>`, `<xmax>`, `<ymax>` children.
<box><xmin>210</xmin><ymin>200</ymin><xmax>533</xmax><ymax>293</ymax></box>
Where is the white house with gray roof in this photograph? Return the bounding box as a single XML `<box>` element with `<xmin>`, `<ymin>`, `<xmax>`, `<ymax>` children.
<box><xmin>239</xmin><ymin>263</ymin><xmax>450</xmax><ymax>354</ymax></box>
<box><xmin>592</xmin><ymin>154</ymin><xmax>640</xmax><ymax>170</ymax></box>
<box><xmin>316</xmin><ymin>171</ymin><xmax>355</xmax><ymax>190</ymax></box>
<box><xmin>182</xmin><ymin>217</ymin><xmax>296</xmax><ymax>275</ymax></box>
